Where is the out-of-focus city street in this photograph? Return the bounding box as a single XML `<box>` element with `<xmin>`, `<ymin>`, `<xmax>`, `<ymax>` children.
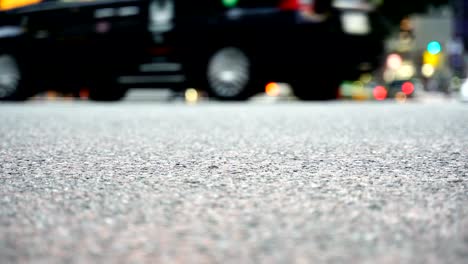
<box><xmin>1</xmin><ymin>98</ymin><xmax>467</xmax><ymax>263</ymax></box>
<box><xmin>2</xmin><ymin>0</ymin><xmax>468</xmax><ymax>263</ymax></box>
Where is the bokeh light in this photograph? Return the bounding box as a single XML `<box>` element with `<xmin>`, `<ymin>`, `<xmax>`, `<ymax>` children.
<box><xmin>0</xmin><ymin>0</ymin><xmax>40</xmax><ymax>11</ymax></box>
<box><xmin>401</xmin><ymin>82</ymin><xmax>415</xmax><ymax>95</ymax></box>
<box><xmin>373</xmin><ymin>86</ymin><xmax>387</xmax><ymax>101</ymax></box>
<box><xmin>383</xmin><ymin>70</ymin><xmax>396</xmax><ymax>83</ymax></box>
<box><xmin>350</xmin><ymin>81</ymin><xmax>368</xmax><ymax>100</ymax></box>
<box><xmin>427</xmin><ymin>41</ymin><xmax>442</xmax><ymax>55</ymax></box>
<box><xmin>222</xmin><ymin>0</ymin><xmax>239</xmax><ymax>8</ymax></box>
<box><xmin>421</xmin><ymin>64</ymin><xmax>435</xmax><ymax>77</ymax></box>
<box><xmin>185</xmin><ymin>88</ymin><xmax>199</xmax><ymax>103</ymax></box>
<box><xmin>265</xmin><ymin>82</ymin><xmax>281</xmax><ymax>97</ymax></box>
<box><xmin>423</xmin><ymin>51</ymin><xmax>440</xmax><ymax>66</ymax></box>
<box><xmin>397</xmin><ymin>63</ymin><xmax>415</xmax><ymax>79</ymax></box>
<box><xmin>387</xmin><ymin>54</ymin><xmax>402</xmax><ymax>70</ymax></box>
<box><xmin>79</xmin><ymin>89</ymin><xmax>90</xmax><ymax>99</ymax></box>
<box><xmin>360</xmin><ymin>73</ymin><xmax>372</xmax><ymax>84</ymax></box>
<box><xmin>461</xmin><ymin>79</ymin><xmax>468</xmax><ymax>100</ymax></box>
<box><xmin>395</xmin><ymin>92</ymin><xmax>407</xmax><ymax>103</ymax></box>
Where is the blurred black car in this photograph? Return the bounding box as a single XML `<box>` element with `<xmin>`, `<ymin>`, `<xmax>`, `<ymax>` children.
<box><xmin>0</xmin><ymin>0</ymin><xmax>155</xmax><ymax>100</ymax></box>
<box><xmin>0</xmin><ymin>0</ymin><xmax>386</xmax><ymax>101</ymax></box>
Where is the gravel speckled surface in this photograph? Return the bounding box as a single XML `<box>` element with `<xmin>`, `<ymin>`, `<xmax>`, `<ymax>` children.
<box><xmin>1</xmin><ymin>102</ymin><xmax>468</xmax><ymax>263</ymax></box>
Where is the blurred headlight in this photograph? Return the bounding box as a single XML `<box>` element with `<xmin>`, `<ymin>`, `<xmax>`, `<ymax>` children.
<box><xmin>341</xmin><ymin>12</ymin><xmax>370</xmax><ymax>35</ymax></box>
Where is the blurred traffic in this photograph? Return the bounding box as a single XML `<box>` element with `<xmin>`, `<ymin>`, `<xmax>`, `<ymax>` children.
<box><xmin>1</xmin><ymin>0</ymin><xmax>467</xmax><ymax>102</ymax></box>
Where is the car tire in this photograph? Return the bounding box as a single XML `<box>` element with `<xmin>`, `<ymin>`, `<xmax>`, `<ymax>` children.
<box><xmin>88</xmin><ymin>75</ymin><xmax>127</xmax><ymax>102</ymax></box>
<box><xmin>203</xmin><ymin>46</ymin><xmax>258</xmax><ymax>101</ymax></box>
<box><xmin>0</xmin><ymin>54</ymin><xmax>30</xmax><ymax>101</ymax></box>
<box><xmin>292</xmin><ymin>78</ymin><xmax>341</xmax><ymax>101</ymax></box>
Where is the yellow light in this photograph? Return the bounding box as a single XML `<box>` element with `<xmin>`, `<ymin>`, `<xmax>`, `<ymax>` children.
<box><xmin>395</xmin><ymin>91</ymin><xmax>407</xmax><ymax>103</ymax></box>
<box><xmin>0</xmin><ymin>0</ymin><xmax>41</xmax><ymax>11</ymax></box>
<box><xmin>265</xmin><ymin>82</ymin><xmax>281</xmax><ymax>97</ymax></box>
<box><xmin>185</xmin><ymin>88</ymin><xmax>199</xmax><ymax>103</ymax></box>
<box><xmin>421</xmin><ymin>64</ymin><xmax>435</xmax><ymax>77</ymax></box>
<box><xmin>423</xmin><ymin>51</ymin><xmax>440</xmax><ymax>66</ymax></box>
<box><xmin>396</xmin><ymin>63</ymin><xmax>415</xmax><ymax>80</ymax></box>
<box><xmin>353</xmin><ymin>81</ymin><xmax>364</xmax><ymax>89</ymax></box>
<box><xmin>351</xmin><ymin>81</ymin><xmax>368</xmax><ymax>100</ymax></box>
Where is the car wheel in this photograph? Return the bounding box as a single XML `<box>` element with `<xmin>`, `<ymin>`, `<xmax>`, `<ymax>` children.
<box><xmin>205</xmin><ymin>47</ymin><xmax>256</xmax><ymax>101</ymax></box>
<box><xmin>292</xmin><ymin>78</ymin><xmax>341</xmax><ymax>101</ymax></box>
<box><xmin>88</xmin><ymin>76</ymin><xmax>127</xmax><ymax>102</ymax></box>
<box><xmin>0</xmin><ymin>54</ymin><xmax>29</xmax><ymax>101</ymax></box>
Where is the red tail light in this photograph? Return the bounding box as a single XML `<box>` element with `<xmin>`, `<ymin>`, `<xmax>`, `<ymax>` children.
<box><xmin>279</xmin><ymin>0</ymin><xmax>312</xmax><ymax>12</ymax></box>
<box><xmin>279</xmin><ymin>0</ymin><xmax>300</xmax><ymax>10</ymax></box>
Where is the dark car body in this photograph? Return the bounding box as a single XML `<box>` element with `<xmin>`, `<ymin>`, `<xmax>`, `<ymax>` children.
<box><xmin>0</xmin><ymin>0</ymin><xmax>387</xmax><ymax>100</ymax></box>
<box><xmin>0</xmin><ymin>0</ymin><xmax>153</xmax><ymax>99</ymax></box>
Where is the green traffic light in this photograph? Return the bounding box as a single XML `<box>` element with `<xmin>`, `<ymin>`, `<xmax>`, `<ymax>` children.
<box><xmin>427</xmin><ymin>41</ymin><xmax>441</xmax><ymax>55</ymax></box>
<box><xmin>222</xmin><ymin>0</ymin><xmax>239</xmax><ymax>8</ymax></box>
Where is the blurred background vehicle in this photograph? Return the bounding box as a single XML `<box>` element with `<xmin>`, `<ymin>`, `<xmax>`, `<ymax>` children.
<box><xmin>0</xmin><ymin>0</ymin><xmax>387</xmax><ymax>101</ymax></box>
<box><xmin>0</xmin><ymin>0</ymin><xmax>155</xmax><ymax>101</ymax></box>
<box><xmin>175</xmin><ymin>0</ymin><xmax>387</xmax><ymax>100</ymax></box>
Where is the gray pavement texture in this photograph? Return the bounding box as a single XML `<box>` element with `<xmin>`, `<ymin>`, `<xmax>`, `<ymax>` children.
<box><xmin>1</xmin><ymin>101</ymin><xmax>468</xmax><ymax>264</ymax></box>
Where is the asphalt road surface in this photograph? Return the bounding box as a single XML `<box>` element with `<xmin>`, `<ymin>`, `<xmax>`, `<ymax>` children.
<box><xmin>1</xmin><ymin>101</ymin><xmax>468</xmax><ymax>263</ymax></box>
